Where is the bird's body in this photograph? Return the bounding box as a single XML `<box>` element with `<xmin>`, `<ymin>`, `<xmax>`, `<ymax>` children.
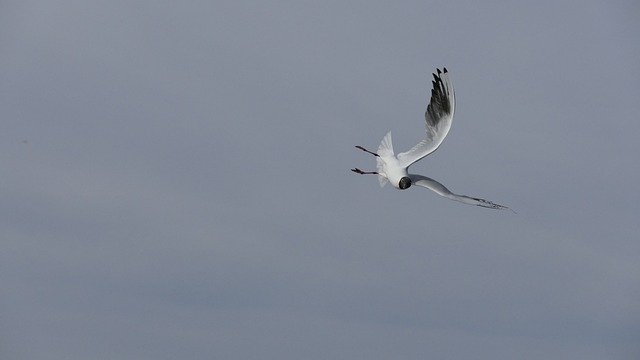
<box><xmin>352</xmin><ymin>68</ymin><xmax>511</xmax><ymax>211</ymax></box>
<box><xmin>375</xmin><ymin>132</ymin><xmax>407</xmax><ymax>189</ymax></box>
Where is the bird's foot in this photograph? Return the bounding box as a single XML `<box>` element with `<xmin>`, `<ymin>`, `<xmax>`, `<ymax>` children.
<box><xmin>355</xmin><ymin>146</ymin><xmax>379</xmax><ymax>157</ymax></box>
<box><xmin>351</xmin><ymin>168</ymin><xmax>378</xmax><ymax>175</ymax></box>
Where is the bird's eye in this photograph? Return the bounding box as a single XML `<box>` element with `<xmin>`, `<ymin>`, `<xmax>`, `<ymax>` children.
<box><xmin>399</xmin><ymin>177</ymin><xmax>411</xmax><ymax>190</ymax></box>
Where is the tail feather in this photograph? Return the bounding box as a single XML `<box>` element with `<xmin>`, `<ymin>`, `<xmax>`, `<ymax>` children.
<box><xmin>376</xmin><ymin>159</ymin><xmax>388</xmax><ymax>187</ymax></box>
<box><xmin>376</xmin><ymin>131</ymin><xmax>393</xmax><ymax>187</ymax></box>
<box><xmin>377</xmin><ymin>131</ymin><xmax>394</xmax><ymax>157</ymax></box>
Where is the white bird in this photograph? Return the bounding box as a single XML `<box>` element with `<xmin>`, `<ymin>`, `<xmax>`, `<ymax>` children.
<box><xmin>352</xmin><ymin>68</ymin><xmax>511</xmax><ymax>211</ymax></box>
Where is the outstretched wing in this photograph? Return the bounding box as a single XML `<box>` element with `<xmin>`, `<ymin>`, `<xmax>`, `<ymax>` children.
<box><xmin>409</xmin><ymin>174</ymin><xmax>511</xmax><ymax>211</ymax></box>
<box><xmin>397</xmin><ymin>68</ymin><xmax>455</xmax><ymax>168</ymax></box>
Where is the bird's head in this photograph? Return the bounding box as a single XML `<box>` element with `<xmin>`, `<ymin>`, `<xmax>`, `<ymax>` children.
<box><xmin>398</xmin><ymin>177</ymin><xmax>412</xmax><ymax>190</ymax></box>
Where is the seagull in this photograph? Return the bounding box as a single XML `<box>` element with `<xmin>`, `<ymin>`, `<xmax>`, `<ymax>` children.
<box><xmin>351</xmin><ymin>68</ymin><xmax>511</xmax><ymax>211</ymax></box>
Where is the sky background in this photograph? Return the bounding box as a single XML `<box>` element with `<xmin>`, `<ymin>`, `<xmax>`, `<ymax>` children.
<box><xmin>1</xmin><ymin>1</ymin><xmax>639</xmax><ymax>359</ymax></box>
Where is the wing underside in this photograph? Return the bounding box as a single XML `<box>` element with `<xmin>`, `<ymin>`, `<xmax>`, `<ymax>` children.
<box><xmin>410</xmin><ymin>174</ymin><xmax>511</xmax><ymax>210</ymax></box>
<box><xmin>397</xmin><ymin>68</ymin><xmax>455</xmax><ymax>168</ymax></box>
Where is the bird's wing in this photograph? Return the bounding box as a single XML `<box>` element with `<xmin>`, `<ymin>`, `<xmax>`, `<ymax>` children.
<box><xmin>410</xmin><ymin>174</ymin><xmax>511</xmax><ymax>211</ymax></box>
<box><xmin>397</xmin><ymin>68</ymin><xmax>455</xmax><ymax>168</ymax></box>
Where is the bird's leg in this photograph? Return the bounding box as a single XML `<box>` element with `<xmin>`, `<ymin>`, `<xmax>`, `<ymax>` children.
<box><xmin>355</xmin><ymin>146</ymin><xmax>379</xmax><ymax>157</ymax></box>
<box><xmin>351</xmin><ymin>168</ymin><xmax>378</xmax><ymax>175</ymax></box>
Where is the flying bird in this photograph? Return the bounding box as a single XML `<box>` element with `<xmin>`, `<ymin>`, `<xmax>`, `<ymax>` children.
<box><xmin>351</xmin><ymin>68</ymin><xmax>511</xmax><ymax>211</ymax></box>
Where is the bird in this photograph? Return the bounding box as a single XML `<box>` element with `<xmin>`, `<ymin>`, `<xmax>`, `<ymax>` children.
<box><xmin>351</xmin><ymin>68</ymin><xmax>511</xmax><ymax>211</ymax></box>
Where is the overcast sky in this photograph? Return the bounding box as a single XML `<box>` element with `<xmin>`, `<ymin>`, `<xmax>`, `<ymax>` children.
<box><xmin>1</xmin><ymin>1</ymin><xmax>639</xmax><ymax>359</ymax></box>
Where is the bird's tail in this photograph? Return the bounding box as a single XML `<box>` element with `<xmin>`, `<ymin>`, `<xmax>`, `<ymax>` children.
<box><xmin>376</xmin><ymin>131</ymin><xmax>394</xmax><ymax>187</ymax></box>
<box><xmin>377</xmin><ymin>131</ymin><xmax>394</xmax><ymax>157</ymax></box>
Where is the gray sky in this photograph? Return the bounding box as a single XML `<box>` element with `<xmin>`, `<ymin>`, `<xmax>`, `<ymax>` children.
<box><xmin>2</xmin><ymin>0</ymin><xmax>639</xmax><ymax>359</ymax></box>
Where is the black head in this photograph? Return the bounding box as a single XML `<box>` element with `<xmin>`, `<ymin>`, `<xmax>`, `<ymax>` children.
<box><xmin>398</xmin><ymin>177</ymin><xmax>412</xmax><ymax>190</ymax></box>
